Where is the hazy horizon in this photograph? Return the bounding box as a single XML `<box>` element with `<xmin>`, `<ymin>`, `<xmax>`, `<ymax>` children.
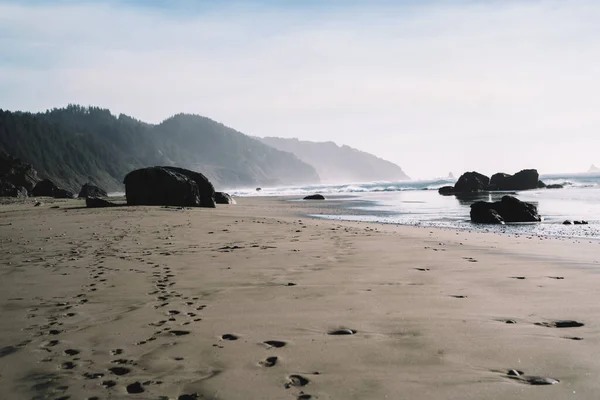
<box><xmin>2</xmin><ymin>0</ymin><xmax>599</xmax><ymax>179</ymax></box>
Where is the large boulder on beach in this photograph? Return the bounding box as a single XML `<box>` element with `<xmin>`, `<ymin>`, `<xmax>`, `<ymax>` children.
<box><xmin>0</xmin><ymin>151</ymin><xmax>39</xmax><ymax>196</ymax></box>
<box><xmin>470</xmin><ymin>195</ymin><xmax>541</xmax><ymax>224</ymax></box>
<box><xmin>453</xmin><ymin>171</ymin><xmax>490</xmax><ymax>193</ymax></box>
<box><xmin>489</xmin><ymin>169</ymin><xmax>540</xmax><ymax>190</ymax></box>
<box><xmin>304</xmin><ymin>194</ymin><xmax>326</xmax><ymax>200</ymax></box>
<box><xmin>123</xmin><ymin>166</ymin><xmax>215</xmax><ymax>208</ymax></box>
<box><xmin>78</xmin><ymin>183</ymin><xmax>107</xmax><ymax>198</ymax></box>
<box><xmin>31</xmin><ymin>179</ymin><xmax>59</xmax><ymax>197</ymax></box>
<box><xmin>54</xmin><ymin>188</ymin><xmax>74</xmax><ymax>199</ymax></box>
<box><xmin>215</xmin><ymin>192</ymin><xmax>236</xmax><ymax>204</ymax></box>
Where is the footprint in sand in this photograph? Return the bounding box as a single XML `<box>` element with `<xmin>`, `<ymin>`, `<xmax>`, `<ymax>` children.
<box><xmin>285</xmin><ymin>375</ymin><xmax>310</xmax><ymax>388</ymax></box>
<box><xmin>109</xmin><ymin>367</ymin><xmax>131</xmax><ymax>376</ymax></box>
<box><xmin>328</xmin><ymin>328</ymin><xmax>356</xmax><ymax>335</ymax></box>
<box><xmin>450</xmin><ymin>295</ymin><xmax>467</xmax><ymax>299</ymax></box>
<box><xmin>102</xmin><ymin>380</ymin><xmax>116</xmax><ymax>388</ymax></box>
<box><xmin>178</xmin><ymin>394</ymin><xmax>199</xmax><ymax>400</ymax></box>
<box><xmin>222</xmin><ymin>334</ymin><xmax>238</xmax><ymax>341</ymax></box>
<box><xmin>126</xmin><ymin>381</ymin><xmax>145</xmax><ymax>394</ymax></box>
<box><xmin>415</xmin><ymin>268</ymin><xmax>430</xmax><ymax>271</ymax></box>
<box><xmin>535</xmin><ymin>320</ymin><xmax>584</xmax><ymax>328</ymax></box>
<box><xmin>64</xmin><ymin>349</ymin><xmax>80</xmax><ymax>356</ymax></box>
<box><xmin>259</xmin><ymin>356</ymin><xmax>278</xmax><ymax>367</ymax></box>
<box><xmin>297</xmin><ymin>394</ymin><xmax>312</xmax><ymax>400</ymax></box>
<box><xmin>548</xmin><ymin>276</ymin><xmax>565</xmax><ymax>280</ymax></box>
<box><xmin>505</xmin><ymin>369</ymin><xmax>559</xmax><ymax>385</ymax></box>
<box><xmin>264</xmin><ymin>340</ymin><xmax>287</xmax><ymax>348</ymax></box>
<box><xmin>170</xmin><ymin>330</ymin><xmax>190</xmax><ymax>336</ymax></box>
<box><xmin>510</xmin><ymin>276</ymin><xmax>526</xmax><ymax>280</ymax></box>
<box><xmin>61</xmin><ymin>361</ymin><xmax>76</xmax><ymax>370</ymax></box>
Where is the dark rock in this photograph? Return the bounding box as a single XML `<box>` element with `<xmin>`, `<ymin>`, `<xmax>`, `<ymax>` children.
<box><xmin>214</xmin><ymin>192</ymin><xmax>236</xmax><ymax>204</ymax></box>
<box><xmin>54</xmin><ymin>188</ymin><xmax>74</xmax><ymax>199</ymax></box>
<box><xmin>86</xmin><ymin>197</ymin><xmax>117</xmax><ymax>208</ymax></box>
<box><xmin>470</xmin><ymin>195</ymin><xmax>541</xmax><ymax>224</ymax></box>
<box><xmin>31</xmin><ymin>179</ymin><xmax>57</xmax><ymax>197</ymax></box>
<box><xmin>537</xmin><ymin>180</ymin><xmax>546</xmax><ymax>188</ymax></box>
<box><xmin>256</xmin><ymin>187</ymin><xmax>262</xmax><ymax>191</ymax></box>
<box><xmin>78</xmin><ymin>183</ymin><xmax>107</xmax><ymax>198</ymax></box>
<box><xmin>563</xmin><ymin>220</ymin><xmax>573</xmax><ymax>225</ymax></box>
<box><xmin>123</xmin><ymin>166</ymin><xmax>215</xmax><ymax>208</ymax></box>
<box><xmin>0</xmin><ymin>151</ymin><xmax>39</xmax><ymax>195</ymax></box>
<box><xmin>0</xmin><ymin>181</ymin><xmax>28</xmax><ymax>197</ymax></box>
<box><xmin>438</xmin><ymin>186</ymin><xmax>456</xmax><ymax>195</ymax></box>
<box><xmin>573</xmin><ymin>220</ymin><xmax>589</xmax><ymax>225</ymax></box>
<box><xmin>31</xmin><ymin>179</ymin><xmax>72</xmax><ymax>198</ymax></box>
<box><xmin>452</xmin><ymin>171</ymin><xmax>489</xmax><ymax>193</ymax></box>
<box><xmin>489</xmin><ymin>169</ymin><xmax>539</xmax><ymax>190</ymax></box>
<box><xmin>303</xmin><ymin>194</ymin><xmax>325</xmax><ymax>200</ymax></box>
<box><xmin>546</xmin><ymin>184</ymin><xmax>564</xmax><ymax>189</ymax></box>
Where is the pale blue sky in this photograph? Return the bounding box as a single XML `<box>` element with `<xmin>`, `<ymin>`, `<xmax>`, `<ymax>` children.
<box><xmin>2</xmin><ymin>0</ymin><xmax>599</xmax><ymax>178</ymax></box>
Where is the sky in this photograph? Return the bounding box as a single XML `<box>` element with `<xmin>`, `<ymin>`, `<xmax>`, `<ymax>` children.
<box><xmin>1</xmin><ymin>0</ymin><xmax>600</xmax><ymax>179</ymax></box>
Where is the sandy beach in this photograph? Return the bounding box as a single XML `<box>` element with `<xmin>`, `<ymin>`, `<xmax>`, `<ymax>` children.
<box><xmin>1</xmin><ymin>196</ymin><xmax>599</xmax><ymax>400</ymax></box>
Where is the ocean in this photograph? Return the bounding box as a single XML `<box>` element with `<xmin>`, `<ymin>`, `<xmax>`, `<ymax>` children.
<box><xmin>229</xmin><ymin>173</ymin><xmax>600</xmax><ymax>239</ymax></box>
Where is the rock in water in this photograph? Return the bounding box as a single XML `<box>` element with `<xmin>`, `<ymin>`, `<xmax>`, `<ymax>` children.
<box><xmin>546</xmin><ymin>184</ymin><xmax>564</xmax><ymax>189</ymax></box>
<box><xmin>470</xmin><ymin>195</ymin><xmax>541</xmax><ymax>223</ymax></box>
<box><xmin>215</xmin><ymin>192</ymin><xmax>236</xmax><ymax>204</ymax></box>
<box><xmin>303</xmin><ymin>194</ymin><xmax>326</xmax><ymax>200</ymax></box>
<box><xmin>123</xmin><ymin>166</ymin><xmax>215</xmax><ymax>208</ymax></box>
<box><xmin>489</xmin><ymin>169</ymin><xmax>540</xmax><ymax>190</ymax></box>
<box><xmin>0</xmin><ymin>151</ymin><xmax>40</xmax><ymax>196</ymax></box>
<box><xmin>78</xmin><ymin>183</ymin><xmax>108</xmax><ymax>198</ymax></box>
<box><xmin>438</xmin><ymin>186</ymin><xmax>456</xmax><ymax>195</ymax></box>
<box><xmin>453</xmin><ymin>172</ymin><xmax>490</xmax><ymax>193</ymax></box>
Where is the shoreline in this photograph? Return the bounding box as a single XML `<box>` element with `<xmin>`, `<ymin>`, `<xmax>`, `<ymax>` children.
<box><xmin>1</xmin><ymin>197</ymin><xmax>600</xmax><ymax>399</ymax></box>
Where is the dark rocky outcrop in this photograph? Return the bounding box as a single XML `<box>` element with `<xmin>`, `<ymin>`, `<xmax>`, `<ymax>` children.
<box><xmin>31</xmin><ymin>179</ymin><xmax>73</xmax><ymax>198</ymax></box>
<box><xmin>470</xmin><ymin>196</ymin><xmax>541</xmax><ymax>224</ymax></box>
<box><xmin>546</xmin><ymin>184</ymin><xmax>564</xmax><ymax>189</ymax></box>
<box><xmin>31</xmin><ymin>179</ymin><xmax>58</xmax><ymax>197</ymax></box>
<box><xmin>78</xmin><ymin>183</ymin><xmax>108</xmax><ymax>198</ymax></box>
<box><xmin>454</xmin><ymin>171</ymin><xmax>490</xmax><ymax>193</ymax></box>
<box><xmin>573</xmin><ymin>220</ymin><xmax>589</xmax><ymax>225</ymax></box>
<box><xmin>0</xmin><ymin>151</ymin><xmax>40</xmax><ymax>197</ymax></box>
<box><xmin>563</xmin><ymin>220</ymin><xmax>573</xmax><ymax>225</ymax></box>
<box><xmin>215</xmin><ymin>192</ymin><xmax>236</xmax><ymax>204</ymax></box>
<box><xmin>489</xmin><ymin>169</ymin><xmax>540</xmax><ymax>191</ymax></box>
<box><xmin>54</xmin><ymin>188</ymin><xmax>74</xmax><ymax>199</ymax></box>
<box><xmin>303</xmin><ymin>194</ymin><xmax>326</xmax><ymax>200</ymax></box>
<box><xmin>440</xmin><ymin>169</ymin><xmax>546</xmax><ymax>195</ymax></box>
<box><xmin>123</xmin><ymin>166</ymin><xmax>215</xmax><ymax>208</ymax></box>
<box><xmin>86</xmin><ymin>197</ymin><xmax>118</xmax><ymax>208</ymax></box>
<box><xmin>0</xmin><ymin>181</ymin><xmax>28</xmax><ymax>197</ymax></box>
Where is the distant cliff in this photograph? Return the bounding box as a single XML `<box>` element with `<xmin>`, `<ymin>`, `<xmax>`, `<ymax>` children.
<box><xmin>589</xmin><ymin>164</ymin><xmax>600</xmax><ymax>173</ymax></box>
<box><xmin>258</xmin><ymin>137</ymin><xmax>409</xmax><ymax>183</ymax></box>
<box><xmin>0</xmin><ymin>106</ymin><xmax>320</xmax><ymax>191</ymax></box>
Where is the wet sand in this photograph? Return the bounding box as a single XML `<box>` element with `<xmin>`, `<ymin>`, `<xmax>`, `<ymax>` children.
<box><xmin>1</xmin><ymin>196</ymin><xmax>599</xmax><ymax>400</ymax></box>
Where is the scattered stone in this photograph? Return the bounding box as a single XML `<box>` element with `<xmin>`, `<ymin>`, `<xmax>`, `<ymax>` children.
<box><xmin>303</xmin><ymin>194</ymin><xmax>325</xmax><ymax>200</ymax></box>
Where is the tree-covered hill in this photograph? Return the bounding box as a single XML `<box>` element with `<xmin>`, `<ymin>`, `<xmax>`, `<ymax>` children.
<box><xmin>0</xmin><ymin>105</ymin><xmax>320</xmax><ymax>192</ymax></box>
